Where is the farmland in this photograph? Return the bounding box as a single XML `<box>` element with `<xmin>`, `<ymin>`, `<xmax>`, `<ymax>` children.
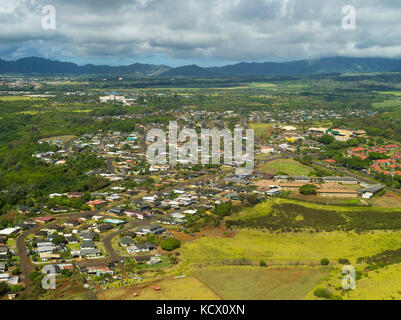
<box><xmin>193</xmin><ymin>266</ymin><xmax>327</xmax><ymax>300</ymax></box>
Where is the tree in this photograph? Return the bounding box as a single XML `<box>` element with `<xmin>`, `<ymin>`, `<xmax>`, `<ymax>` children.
<box><xmin>320</xmin><ymin>258</ymin><xmax>330</xmax><ymax>266</ymax></box>
<box><xmin>314</xmin><ymin>288</ymin><xmax>332</xmax><ymax>299</ymax></box>
<box><xmin>213</xmin><ymin>201</ymin><xmax>232</xmax><ymax>217</ymax></box>
<box><xmin>300</xmin><ymin>184</ymin><xmax>318</xmax><ymax>195</ymax></box>
<box><xmin>318</xmin><ymin>134</ymin><xmax>335</xmax><ymax>145</ymax></box>
<box><xmin>160</xmin><ymin>238</ymin><xmax>181</xmax><ymax>251</ymax></box>
<box><xmin>52</xmin><ymin>234</ymin><xmax>67</xmax><ymax>245</ymax></box>
<box><xmin>259</xmin><ymin>260</ymin><xmax>267</xmax><ymax>267</ymax></box>
<box><xmin>0</xmin><ymin>282</ymin><xmax>10</xmax><ymax>296</ymax></box>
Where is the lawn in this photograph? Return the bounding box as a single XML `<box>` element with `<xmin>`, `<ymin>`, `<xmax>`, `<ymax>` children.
<box><xmin>259</xmin><ymin>159</ymin><xmax>313</xmax><ymax>176</ymax></box>
<box><xmin>193</xmin><ymin>266</ymin><xmax>328</xmax><ymax>300</ymax></box>
<box><xmin>98</xmin><ymin>277</ymin><xmax>220</xmax><ymax>300</ymax></box>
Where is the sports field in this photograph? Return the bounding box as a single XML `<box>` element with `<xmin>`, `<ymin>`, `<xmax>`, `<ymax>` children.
<box><xmin>259</xmin><ymin>158</ymin><xmax>313</xmax><ymax>175</ymax></box>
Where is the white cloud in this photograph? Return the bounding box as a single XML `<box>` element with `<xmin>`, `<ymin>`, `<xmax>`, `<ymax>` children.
<box><xmin>1</xmin><ymin>0</ymin><xmax>401</xmax><ymax>64</ymax></box>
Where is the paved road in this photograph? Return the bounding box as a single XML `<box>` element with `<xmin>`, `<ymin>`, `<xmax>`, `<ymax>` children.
<box><xmin>102</xmin><ymin>219</ymin><xmax>153</xmax><ymax>278</ymax></box>
<box><xmin>16</xmin><ymin>229</ymin><xmax>37</xmax><ymax>294</ymax></box>
<box><xmin>16</xmin><ymin>210</ymin><xmax>108</xmax><ymax>291</ymax></box>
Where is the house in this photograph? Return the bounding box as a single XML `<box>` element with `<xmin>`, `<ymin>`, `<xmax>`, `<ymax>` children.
<box><xmin>51</xmin><ymin>207</ymin><xmax>69</xmax><ymax>214</ymax></box>
<box><xmin>136</xmin><ymin>224</ymin><xmax>166</xmax><ymax>236</ymax></box>
<box><xmin>0</xmin><ymin>262</ymin><xmax>7</xmax><ymax>272</ymax></box>
<box><xmin>65</xmin><ymin>235</ymin><xmax>79</xmax><ymax>244</ymax></box>
<box><xmin>64</xmin><ymin>220</ymin><xmax>81</xmax><ymax>227</ymax></box>
<box><xmin>0</xmin><ymin>227</ymin><xmax>20</xmax><ymax>237</ymax></box>
<box><xmin>86</xmin><ymin>266</ymin><xmax>113</xmax><ymax>276</ymax></box>
<box><xmin>36</xmin><ymin>245</ymin><xmax>56</xmax><ymax>253</ymax></box>
<box><xmin>106</xmin><ymin>195</ymin><xmax>122</xmax><ymax>202</ymax></box>
<box><xmin>79</xmin><ymin>230</ymin><xmax>97</xmax><ymax>241</ymax></box>
<box><xmin>120</xmin><ymin>237</ymin><xmax>136</xmax><ymax>247</ymax></box>
<box><xmin>79</xmin><ymin>248</ymin><xmax>101</xmax><ymax>258</ymax></box>
<box><xmin>35</xmin><ymin>216</ymin><xmax>55</xmax><ymax>224</ymax></box>
<box><xmin>360</xmin><ymin>184</ymin><xmax>385</xmax><ymax>199</ymax></box>
<box><xmin>39</xmin><ymin>252</ymin><xmax>60</xmax><ymax>261</ymax></box>
<box><xmin>81</xmin><ymin>240</ymin><xmax>96</xmax><ymax>249</ymax></box>
<box><xmin>94</xmin><ymin>224</ymin><xmax>114</xmax><ymax>233</ymax></box>
<box><xmin>157</xmin><ymin>217</ymin><xmax>177</xmax><ymax>225</ymax></box>
<box><xmin>17</xmin><ymin>221</ymin><xmax>37</xmax><ymax>230</ymax></box>
<box><xmin>127</xmin><ymin>243</ymin><xmax>155</xmax><ymax>254</ymax></box>
<box><xmin>266</xmin><ymin>188</ymin><xmax>282</xmax><ymax>197</ymax></box>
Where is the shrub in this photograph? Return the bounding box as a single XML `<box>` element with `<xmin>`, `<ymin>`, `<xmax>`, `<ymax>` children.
<box><xmin>314</xmin><ymin>288</ymin><xmax>332</xmax><ymax>299</ymax></box>
<box><xmin>160</xmin><ymin>238</ymin><xmax>181</xmax><ymax>251</ymax></box>
<box><xmin>321</xmin><ymin>258</ymin><xmax>330</xmax><ymax>266</ymax></box>
<box><xmin>338</xmin><ymin>258</ymin><xmax>350</xmax><ymax>265</ymax></box>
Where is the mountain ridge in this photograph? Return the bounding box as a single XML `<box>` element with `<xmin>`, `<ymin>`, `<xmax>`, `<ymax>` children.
<box><xmin>1</xmin><ymin>56</ymin><xmax>401</xmax><ymax>76</ymax></box>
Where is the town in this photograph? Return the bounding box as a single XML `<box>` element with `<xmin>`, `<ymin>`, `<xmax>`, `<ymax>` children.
<box><xmin>1</xmin><ymin>70</ymin><xmax>401</xmax><ymax>301</ymax></box>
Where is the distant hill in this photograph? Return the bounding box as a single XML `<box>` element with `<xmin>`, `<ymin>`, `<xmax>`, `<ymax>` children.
<box><xmin>0</xmin><ymin>57</ymin><xmax>171</xmax><ymax>76</ymax></box>
<box><xmin>163</xmin><ymin>57</ymin><xmax>401</xmax><ymax>76</ymax></box>
<box><xmin>2</xmin><ymin>56</ymin><xmax>401</xmax><ymax>76</ymax></box>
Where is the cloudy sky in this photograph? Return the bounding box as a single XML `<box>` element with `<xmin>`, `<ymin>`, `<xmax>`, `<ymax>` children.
<box><xmin>1</xmin><ymin>0</ymin><xmax>401</xmax><ymax>66</ymax></box>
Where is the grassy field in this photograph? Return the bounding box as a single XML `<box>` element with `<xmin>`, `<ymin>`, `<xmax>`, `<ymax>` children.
<box><xmin>193</xmin><ymin>266</ymin><xmax>327</xmax><ymax>300</ymax></box>
<box><xmin>97</xmin><ymin>277</ymin><xmax>220</xmax><ymax>300</ymax></box>
<box><xmin>373</xmin><ymin>91</ymin><xmax>401</xmax><ymax>96</ymax></box>
<box><xmin>373</xmin><ymin>100</ymin><xmax>401</xmax><ymax>109</ymax></box>
<box><xmin>259</xmin><ymin>159</ymin><xmax>313</xmax><ymax>176</ymax></box>
<box><xmin>249</xmin><ymin>123</ymin><xmax>274</xmax><ymax>139</ymax></box>
<box><xmin>0</xmin><ymin>96</ymin><xmax>47</xmax><ymax>101</ymax></box>
<box><xmin>226</xmin><ymin>198</ymin><xmax>401</xmax><ymax>232</ymax></box>
<box><xmin>305</xmin><ymin>262</ymin><xmax>401</xmax><ymax>300</ymax></box>
<box><xmin>180</xmin><ymin>228</ymin><xmax>401</xmax><ymax>264</ymax></box>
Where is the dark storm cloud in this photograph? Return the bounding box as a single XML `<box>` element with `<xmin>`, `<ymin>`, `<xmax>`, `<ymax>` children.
<box><xmin>1</xmin><ymin>0</ymin><xmax>401</xmax><ymax>64</ymax></box>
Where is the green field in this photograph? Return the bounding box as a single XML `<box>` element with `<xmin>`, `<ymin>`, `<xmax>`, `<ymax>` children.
<box><xmin>372</xmin><ymin>100</ymin><xmax>401</xmax><ymax>109</ymax></box>
<box><xmin>259</xmin><ymin>159</ymin><xmax>313</xmax><ymax>176</ymax></box>
<box><xmin>0</xmin><ymin>96</ymin><xmax>47</xmax><ymax>101</ymax></box>
<box><xmin>193</xmin><ymin>266</ymin><xmax>327</xmax><ymax>300</ymax></box>
<box><xmin>98</xmin><ymin>277</ymin><xmax>220</xmax><ymax>300</ymax></box>
<box><xmin>180</xmin><ymin>228</ymin><xmax>401</xmax><ymax>265</ymax></box>
<box><xmin>249</xmin><ymin>123</ymin><xmax>274</xmax><ymax>138</ymax></box>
